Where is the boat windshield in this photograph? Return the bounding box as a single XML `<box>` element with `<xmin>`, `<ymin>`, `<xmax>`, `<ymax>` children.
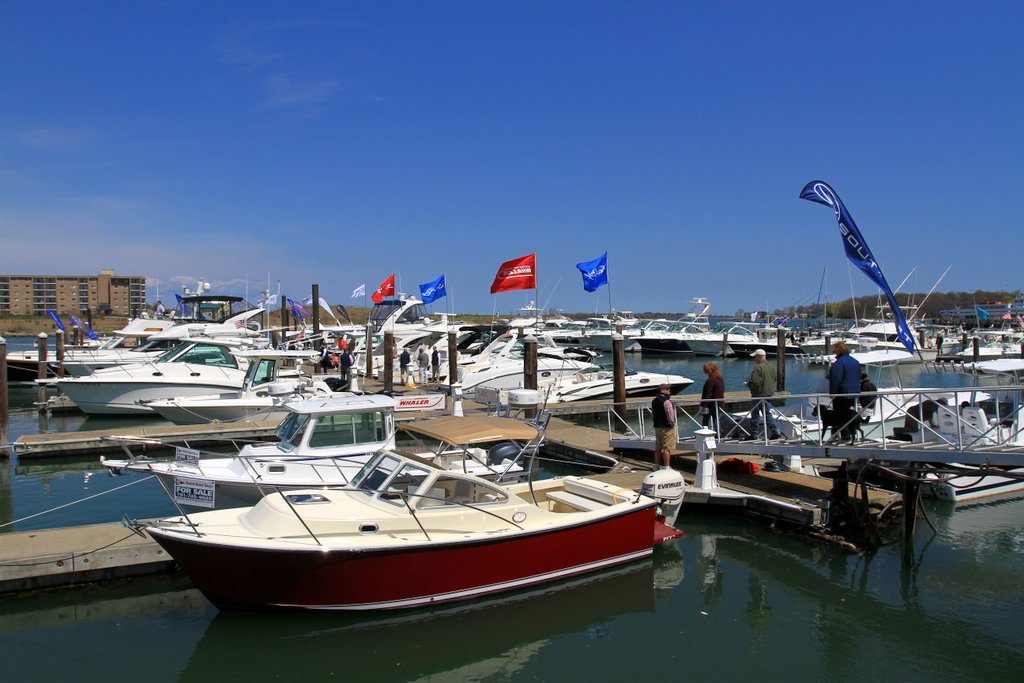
<box><xmin>351</xmin><ymin>453</ymin><xmax>403</xmax><ymax>491</ymax></box>
<box><xmin>245</xmin><ymin>358</ymin><xmax>277</xmax><ymax>388</ymax></box>
<box><xmin>275</xmin><ymin>412</ymin><xmax>311</xmax><ymax>450</ymax></box>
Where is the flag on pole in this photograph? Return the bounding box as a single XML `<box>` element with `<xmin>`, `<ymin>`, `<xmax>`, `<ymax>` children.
<box><xmin>1002</xmin><ymin>311</ymin><xmax>1012</xmax><ymax>320</ymax></box>
<box><xmin>800</xmin><ymin>180</ymin><xmax>916</xmax><ymax>353</ymax></box>
<box><xmin>750</xmin><ymin>311</ymin><xmax>759</xmax><ymax>322</ymax></box>
<box><xmin>352</xmin><ymin>284</ymin><xmax>365</xmax><ymax>299</ymax></box>
<box><xmin>976</xmin><ymin>306</ymin><xmax>990</xmax><ymax>322</ymax></box>
<box><xmin>490</xmin><ymin>253</ymin><xmax>536</xmax><ymax>294</ymax></box>
<box><xmin>318</xmin><ymin>297</ymin><xmax>341</xmax><ymax>325</ymax></box>
<box><xmin>286</xmin><ymin>298</ymin><xmax>310</xmax><ymax>321</ymax></box>
<box><xmin>47</xmin><ymin>310</ymin><xmax>65</xmax><ymax>331</ymax></box>
<box><xmin>575</xmin><ymin>252</ymin><xmax>609</xmax><ymax>292</ymax></box>
<box><xmin>371</xmin><ymin>274</ymin><xmax>395</xmax><ymax>304</ymax></box>
<box><xmin>419</xmin><ymin>275</ymin><xmax>446</xmax><ymax>304</ymax></box>
<box><xmin>69</xmin><ymin>315</ymin><xmax>100</xmax><ymax>341</ymax></box>
<box><xmin>336</xmin><ymin>304</ymin><xmax>352</xmax><ymax>324</ymax></box>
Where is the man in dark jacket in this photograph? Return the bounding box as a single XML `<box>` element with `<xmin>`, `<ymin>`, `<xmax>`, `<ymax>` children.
<box><xmin>651</xmin><ymin>383</ymin><xmax>677</xmax><ymax>469</ymax></box>
<box><xmin>747</xmin><ymin>349</ymin><xmax>780</xmax><ymax>439</ymax></box>
<box><xmin>829</xmin><ymin>341</ymin><xmax>862</xmax><ymax>443</ymax></box>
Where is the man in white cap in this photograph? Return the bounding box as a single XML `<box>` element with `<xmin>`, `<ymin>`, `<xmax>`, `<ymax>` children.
<box><xmin>746</xmin><ymin>348</ymin><xmax>780</xmax><ymax>439</ymax></box>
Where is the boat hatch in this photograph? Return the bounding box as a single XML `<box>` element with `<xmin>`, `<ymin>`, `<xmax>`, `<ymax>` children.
<box><xmin>285</xmin><ymin>493</ymin><xmax>330</xmax><ymax>505</ymax></box>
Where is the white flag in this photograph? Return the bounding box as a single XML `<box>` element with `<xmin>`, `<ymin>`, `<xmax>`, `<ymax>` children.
<box><xmin>319</xmin><ymin>297</ymin><xmax>340</xmax><ymax>324</ymax></box>
<box><xmin>352</xmin><ymin>284</ymin><xmax>365</xmax><ymax>299</ymax></box>
<box><xmin>750</xmin><ymin>311</ymin><xmax>759</xmax><ymax>322</ymax></box>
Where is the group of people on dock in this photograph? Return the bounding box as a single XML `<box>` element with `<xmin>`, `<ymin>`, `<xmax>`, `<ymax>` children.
<box><xmin>653</xmin><ymin>341</ymin><xmax>877</xmax><ymax>468</ymax></box>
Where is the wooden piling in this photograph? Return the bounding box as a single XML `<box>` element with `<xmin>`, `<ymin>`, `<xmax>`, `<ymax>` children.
<box><xmin>383</xmin><ymin>332</ymin><xmax>395</xmax><ymax>392</ymax></box>
<box><xmin>55</xmin><ymin>329</ymin><xmax>65</xmax><ymax>377</ymax></box>
<box><xmin>612</xmin><ymin>333</ymin><xmax>626</xmax><ymax>423</ymax></box>
<box><xmin>280</xmin><ymin>295</ymin><xmax>289</xmax><ymax>332</ymax></box>
<box><xmin>972</xmin><ymin>337</ymin><xmax>980</xmax><ymax>364</ymax></box>
<box><xmin>365</xmin><ymin>323</ymin><xmax>374</xmax><ymax>379</ymax></box>
<box><xmin>961</xmin><ymin>332</ymin><xmax>968</xmax><ymax>355</ymax></box>
<box><xmin>0</xmin><ymin>336</ymin><xmax>8</xmax><ymax>450</ymax></box>
<box><xmin>36</xmin><ymin>333</ymin><xmax>48</xmax><ymax>381</ymax></box>
<box><xmin>447</xmin><ymin>329</ymin><xmax>458</xmax><ymax>388</ymax></box>
<box><xmin>311</xmin><ymin>284</ymin><xmax>321</xmax><ymax>348</ymax></box>
<box><xmin>722</xmin><ymin>331</ymin><xmax>729</xmax><ymax>358</ymax></box>
<box><xmin>902</xmin><ymin>474</ymin><xmax>920</xmax><ymax>540</ymax></box>
<box><xmin>776</xmin><ymin>327</ymin><xmax>786</xmax><ymax>392</ymax></box>
<box><xmin>522</xmin><ymin>335</ymin><xmax>538</xmax><ymax>419</ymax></box>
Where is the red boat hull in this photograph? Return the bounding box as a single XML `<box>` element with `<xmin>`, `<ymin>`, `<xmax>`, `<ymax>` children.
<box><xmin>149</xmin><ymin>505</ymin><xmax>659</xmax><ymax>611</ymax></box>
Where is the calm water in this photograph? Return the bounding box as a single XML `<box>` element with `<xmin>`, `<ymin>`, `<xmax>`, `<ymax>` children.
<box><xmin>2</xmin><ymin>337</ymin><xmax>1023</xmax><ymax>681</ymax></box>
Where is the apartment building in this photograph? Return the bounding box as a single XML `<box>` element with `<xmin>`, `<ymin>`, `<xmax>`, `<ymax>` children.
<box><xmin>0</xmin><ymin>269</ymin><xmax>147</xmax><ymax>316</ymax></box>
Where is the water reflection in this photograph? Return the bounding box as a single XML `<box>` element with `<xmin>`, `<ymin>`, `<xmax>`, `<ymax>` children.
<box><xmin>179</xmin><ymin>555</ymin><xmax>676</xmax><ymax>683</ymax></box>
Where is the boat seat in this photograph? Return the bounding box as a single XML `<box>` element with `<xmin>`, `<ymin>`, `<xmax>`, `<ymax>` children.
<box><xmin>546</xmin><ymin>490</ymin><xmax>605</xmax><ymax>512</ymax></box>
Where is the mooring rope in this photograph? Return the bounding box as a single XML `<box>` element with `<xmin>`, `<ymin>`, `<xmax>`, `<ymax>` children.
<box><xmin>0</xmin><ymin>474</ymin><xmax>156</xmax><ymax>530</ymax></box>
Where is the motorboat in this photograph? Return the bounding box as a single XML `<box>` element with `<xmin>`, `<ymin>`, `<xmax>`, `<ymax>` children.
<box><xmin>919</xmin><ymin>358</ymin><xmax>1024</xmax><ymax>502</ymax></box>
<box><xmin>137</xmin><ymin>448</ymin><xmax>684</xmax><ymax>611</ymax></box>
<box><xmin>143</xmin><ymin>349</ymin><xmax>343</xmax><ymax>424</ymax></box>
<box><xmin>542</xmin><ymin>367</ymin><xmax>694</xmax><ymax>403</ymax></box>
<box><xmin>454</xmin><ymin>331</ymin><xmax>597</xmax><ymax>398</ymax></box>
<box><xmin>53</xmin><ymin>336</ymin><xmax>263</xmax><ymax>415</ymax></box>
<box><xmin>101</xmin><ymin>397</ymin><xmax>542</xmax><ymax>509</ymax></box>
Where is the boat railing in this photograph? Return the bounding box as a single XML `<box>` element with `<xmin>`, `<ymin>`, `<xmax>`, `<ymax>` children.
<box><xmin>607</xmin><ymin>383</ymin><xmax>1024</xmax><ymax>454</ymax></box>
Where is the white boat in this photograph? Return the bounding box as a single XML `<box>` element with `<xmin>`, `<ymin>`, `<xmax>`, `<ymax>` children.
<box><xmin>455</xmin><ymin>332</ymin><xmax>597</xmax><ymax>398</ymax></box>
<box><xmin>144</xmin><ymin>349</ymin><xmax>346</xmax><ymax>424</ymax></box>
<box><xmin>102</xmin><ymin>397</ymin><xmax>547</xmax><ymax>510</ymax></box>
<box><xmin>920</xmin><ymin>359</ymin><xmax>1024</xmax><ymax>502</ymax></box>
<box><xmin>542</xmin><ymin>367</ymin><xmax>694</xmax><ymax>403</ymax></box>
<box><xmin>53</xmin><ymin>337</ymin><xmax>263</xmax><ymax>415</ymax></box>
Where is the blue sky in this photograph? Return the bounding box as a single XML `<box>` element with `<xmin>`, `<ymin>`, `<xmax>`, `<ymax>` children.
<box><xmin>2</xmin><ymin>1</ymin><xmax>1021</xmax><ymax>317</ymax></box>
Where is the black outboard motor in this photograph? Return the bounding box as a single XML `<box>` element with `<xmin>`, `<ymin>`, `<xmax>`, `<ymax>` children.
<box><xmin>488</xmin><ymin>441</ymin><xmax>520</xmax><ymax>465</ymax></box>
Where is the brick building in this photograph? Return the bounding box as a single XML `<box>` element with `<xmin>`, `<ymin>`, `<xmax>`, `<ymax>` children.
<box><xmin>0</xmin><ymin>269</ymin><xmax>147</xmax><ymax>316</ymax></box>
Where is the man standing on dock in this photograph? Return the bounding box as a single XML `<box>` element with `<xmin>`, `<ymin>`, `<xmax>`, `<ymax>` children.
<box><xmin>747</xmin><ymin>349</ymin><xmax>780</xmax><ymax>439</ymax></box>
<box><xmin>652</xmin><ymin>383</ymin><xmax>677</xmax><ymax>469</ymax></box>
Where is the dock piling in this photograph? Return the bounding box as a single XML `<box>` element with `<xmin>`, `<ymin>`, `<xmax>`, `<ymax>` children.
<box><xmin>0</xmin><ymin>336</ymin><xmax>8</xmax><ymax>451</ymax></box>
<box><xmin>612</xmin><ymin>333</ymin><xmax>626</xmax><ymax>423</ymax></box>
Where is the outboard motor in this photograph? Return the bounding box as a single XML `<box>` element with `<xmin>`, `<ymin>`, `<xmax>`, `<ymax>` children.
<box><xmin>487</xmin><ymin>441</ymin><xmax>520</xmax><ymax>465</ymax></box>
<box><xmin>642</xmin><ymin>468</ymin><xmax>685</xmax><ymax>528</ymax></box>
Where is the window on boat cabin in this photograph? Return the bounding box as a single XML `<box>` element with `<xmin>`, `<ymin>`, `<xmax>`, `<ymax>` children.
<box><xmin>307</xmin><ymin>411</ymin><xmax>389</xmax><ymax>448</ymax></box>
<box><xmin>175</xmin><ymin>343</ymin><xmax>239</xmax><ymax>368</ymax></box>
<box><xmin>352</xmin><ymin>453</ymin><xmax>402</xmax><ymax>491</ymax></box>
<box><xmin>248</xmin><ymin>359</ymin><xmax>276</xmax><ymax>388</ymax></box>
<box><xmin>379</xmin><ymin>463</ymin><xmax>432</xmax><ymax>506</ymax></box>
<box><xmin>417</xmin><ymin>475</ymin><xmax>508</xmax><ymax>508</ymax></box>
<box><xmin>275</xmin><ymin>412</ymin><xmax>311</xmax><ymax>450</ymax></box>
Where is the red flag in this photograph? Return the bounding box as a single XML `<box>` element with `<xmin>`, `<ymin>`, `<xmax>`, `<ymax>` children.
<box><xmin>371</xmin><ymin>274</ymin><xmax>395</xmax><ymax>304</ymax></box>
<box><xmin>490</xmin><ymin>253</ymin><xmax>537</xmax><ymax>294</ymax></box>
<box><xmin>1002</xmin><ymin>311</ymin><xmax>1012</xmax><ymax>320</ymax></box>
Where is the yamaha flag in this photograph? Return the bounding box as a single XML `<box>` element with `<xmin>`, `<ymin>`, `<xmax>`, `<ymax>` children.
<box><xmin>490</xmin><ymin>254</ymin><xmax>536</xmax><ymax>294</ymax></box>
<box><xmin>575</xmin><ymin>252</ymin><xmax>609</xmax><ymax>293</ymax></box>
<box><xmin>800</xmin><ymin>180</ymin><xmax>916</xmax><ymax>354</ymax></box>
<box><xmin>419</xmin><ymin>275</ymin><xmax>446</xmax><ymax>304</ymax></box>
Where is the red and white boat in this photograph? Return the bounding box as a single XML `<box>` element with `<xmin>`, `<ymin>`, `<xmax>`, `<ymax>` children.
<box><xmin>141</xmin><ymin>450</ymin><xmax>684</xmax><ymax>611</ymax></box>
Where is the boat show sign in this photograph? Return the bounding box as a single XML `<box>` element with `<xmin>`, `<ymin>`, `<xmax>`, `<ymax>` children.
<box><xmin>175</xmin><ymin>446</ymin><xmax>200</xmax><ymax>463</ymax></box>
<box><xmin>800</xmin><ymin>180</ymin><xmax>916</xmax><ymax>354</ymax></box>
<box><xmin>490</xmin><ymin>253</ymin><xmax>537</xmax><ymax>294</ymax></box>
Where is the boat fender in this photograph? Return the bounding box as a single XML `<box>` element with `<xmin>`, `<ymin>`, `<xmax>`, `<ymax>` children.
<box><xmin>488</xmin><ymin>441</ymin><xmax>520</xmax><ymax>465</ymax></box>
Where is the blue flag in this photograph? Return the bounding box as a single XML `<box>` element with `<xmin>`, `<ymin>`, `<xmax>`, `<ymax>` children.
<box><xmin>800</xmin><ymin>181</ymin><xmax>916</xmax><ymax>353</ymax></box>
<box><xmin>286</xmin><ymin>298</ymin><xmax>309</xmax><ymax>321</ymax></box>
<box><xmin>419</xmin><ymin>275</ymin><xmax>446</xmax><ymax>304</ymax></box>
<box><xmin>69</xmin><ymin>315</ymin><xmax>100</xmax><ymax>341</ymax></box>
<box><xmin>976</xmin><ymin>306</ymin><xmax>990</xmax><ymax>322</ymax></box>
<box><xmin>576</xmin><ymin>252</ymin><xmax>609</xmax><ymax>293</ymax></box>
<box><xmin>47</xmin><ymin>310</ymin><xmax>65</xmax><ymax>331</ymax></box>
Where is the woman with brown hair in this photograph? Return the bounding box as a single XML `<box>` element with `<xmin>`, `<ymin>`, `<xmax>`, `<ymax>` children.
<box><xmin>700</xmin><ymin>362</ymin><xmax>725</xmax><ymax>433</ymax></box>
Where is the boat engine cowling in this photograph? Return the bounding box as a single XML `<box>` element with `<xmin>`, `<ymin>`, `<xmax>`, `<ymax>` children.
<box><xmin>488</xmin><ymin>441</ymin><xmax>520</xmax><ymax>465</ymax></box>
<box><xmin>641</xmin><ymin>468</ymin><xmax>685</xmax><ymax>527</ymax></box>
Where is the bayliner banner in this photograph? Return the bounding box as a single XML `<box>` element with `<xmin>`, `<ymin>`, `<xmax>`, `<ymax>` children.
<box><xmin>800</xmin><ymin>180</ymin><xmax>916</xmax><ymax>353</ymax></box>
<box><xmin>490</xmin><ymin>253</ymin><xmax>537</xmax><ymax>294</ymax></box>
<box><xmin>576</xmin><ymin>252</ymin><xmax>609</xmax><ymax>292</ymax></box>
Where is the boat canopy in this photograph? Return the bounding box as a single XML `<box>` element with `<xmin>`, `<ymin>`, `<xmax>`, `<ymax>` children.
<box><xmin>399</xmin><ymin>416</ymin><xmax>540</xmax><ymax>445</ymax></box>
